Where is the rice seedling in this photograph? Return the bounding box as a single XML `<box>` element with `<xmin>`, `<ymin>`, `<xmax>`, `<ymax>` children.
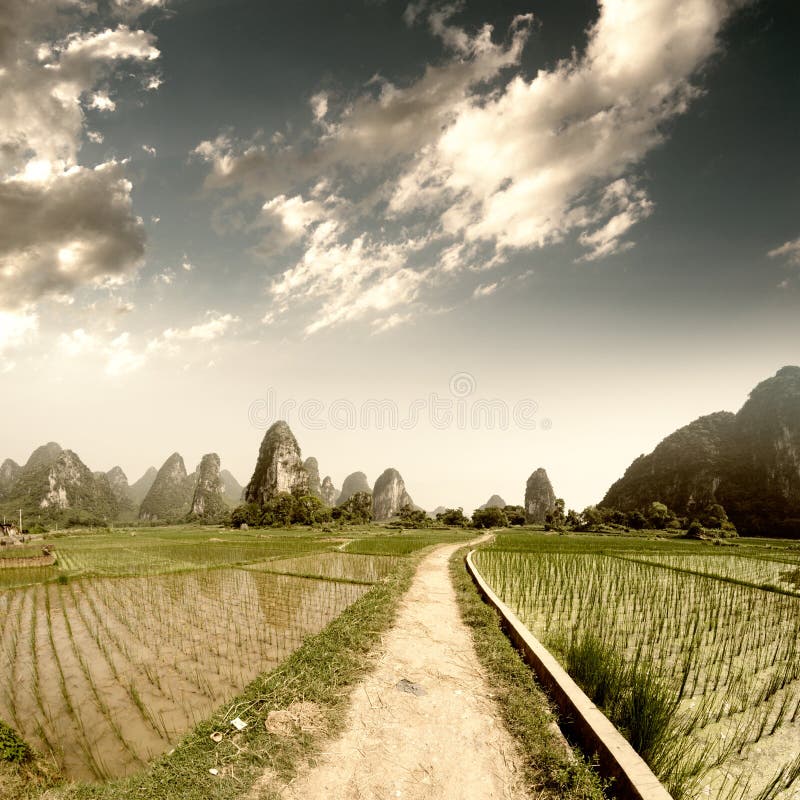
<box><xmin>0</xmin><ymin>528</ymin><xmax>399</xmax><ymax>782</ymax></box>
<box><xmin>473</xmin><ymin>540</ymin><xmax>800</xmax><ymax>800</ymax></box>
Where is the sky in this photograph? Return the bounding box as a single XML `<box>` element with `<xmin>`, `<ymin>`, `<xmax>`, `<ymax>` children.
<box><xmin>1</xmin><ymin>0</ymin><xmax>798</xmax><ymax>513</ymax></box>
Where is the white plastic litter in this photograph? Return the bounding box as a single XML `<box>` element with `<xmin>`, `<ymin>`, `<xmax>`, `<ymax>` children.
<box><xmin>230</xmin><ymin>717</ymin><xmax>248</xmax><ymax>731</ymax></box>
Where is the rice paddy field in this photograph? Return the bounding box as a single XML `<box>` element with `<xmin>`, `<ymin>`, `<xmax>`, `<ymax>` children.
<box><xmin>473</xmin><ymin>533</ymin><xmax>800</xmax><ymax>800</ymax></box>
<box><xmin>0</xmin><ymin>525</ymin><xmax>471</xmax><ymax>784</ymax></box>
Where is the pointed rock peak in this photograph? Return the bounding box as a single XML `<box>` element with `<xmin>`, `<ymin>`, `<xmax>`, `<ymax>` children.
<box><xmin>0</xmin><ymin>459</ymin><xmax>21</xmax><ymax>495</ymax></box>
<box><xmin>199</xmin><ymin>452</ymin><xmax>220</xmax><ymax>467</ymax></box>
<box><xmin>245</xmin><ymin>420</ymin><xmax>308</xmax><ymax>506</ymax></box>
<box><xmin>106</xmin><ymin>465</ymin><xmax>129</xmax><ymax>483</ymax></box>
<box><xmin>304</xmin><ymin>456</ymin><xmax>322</xmax><ymax>499</ymax></box>
<box><xmin>265</xmin><ymin>420</ymin><xmax>298</xmax><ymax>443</ymax></box>
<box><xmin>219</xmin><ymin>469</ymin><xmax>244</xmax><ymax>504</ymax></box>
<box><xmin>320</xmin><ymin>475</ymin><xmax>339</xmax><ymax>506</ymax></box>
<box><xmin>139</xmin><ymin>453</ymin><xmax>193</xmax><ymax>522</ymax></box>
<box><xmin>372</xmin><ymin>468</ymin><xmax>414</xmax><ymax>521</ymax></box>
<box><xmin>481</xmin><ymin>494</ymin><xmax>507</xmax><ymax>509</ymax></box>
<box><xmin>525</xmin><ymin>468</ymin><xmax>556</xmax><ymax>524</ymax></box>
<box><xmin>25</xmin><ymin>442</ymin><xmax>63</xmax><ymax>470</ymax></box>
<box><xmin>191</xmin><ymin>454</ymin><xmax>227</xmax><ymax>519</ymax></box>
<box><xmin>337</xmin><ymin>471</ymin><xmax>371</xmax><ymax>505</ymax></box>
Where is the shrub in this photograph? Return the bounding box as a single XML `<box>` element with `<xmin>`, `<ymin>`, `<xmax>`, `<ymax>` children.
<box><xmin>686</xmin><ymin>520</ymin><xmax>704</xmax><ymax>539</ymax></box>
<box><xmin>0</xmin><ymin>720</ymin><xmax>32</xmax><ymax>763</ymax></box>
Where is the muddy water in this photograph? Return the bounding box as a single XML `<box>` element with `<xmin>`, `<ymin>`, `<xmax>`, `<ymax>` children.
<box><xmin>0</xmin><ymin>568</ymin><xmax>369</xmax><ymax>782</ymax></box>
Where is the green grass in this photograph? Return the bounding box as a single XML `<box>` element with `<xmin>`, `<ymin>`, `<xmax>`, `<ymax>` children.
<box><xmin>449</xmin><ymin>546</ymin><xmax>606</xmax><ymax>800</ymax></box>
<box><xmin>344</xmin><ymin>530</ymin><xmax>473</xmax><ymax>555</ymax></box>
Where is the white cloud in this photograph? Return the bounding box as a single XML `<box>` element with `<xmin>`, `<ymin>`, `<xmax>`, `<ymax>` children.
<box><xmin>89</xmin><ymin>92</ymin><xmax>116</xmax><ymax>111</ymax></box>
<box><xmin>577</xmin><ymin>179</ymin><xmax>654</xmax><ymax>261</ymax></box>
<box><xmin>193</xmin><ymin>12</ymin><xmax>532</xmax><ymax>195</ymax></box>
<box><xmin>0</xmin><ymin>308</ymin><xmax>38</xmax><ymax>355</ymax></box>
<box><xmin>196</xmin><ymin>0</ymin><xmax>745</xmax><ymax>333</ymax></box>
<box><xmin>149</xmin><ymin>311</ymin><xmax>241</xmax><ymax>353</ymax></box>
<box><xmin>768</xmin><ymin>236</ymin><xmax>800</xmax><ymax>267</ymax></box>
<box><xmin>472</xmin><ymin>282</ymin><xmax>498</xmax><ymax>299</ymax></box>
<box><xmin>58</xmin><ymin>327</ymin><xmax>96</xmax><ymax>356</ymax></box>
<box><xmin>259</xmin><ymin>193</ymin><xmax>327</xmax><ymax>247</ymax></box>
<box><xmin>268</xmin><ymin>221</ymin><xmax>429</xmax><ymax>335</ymax></box>
<box><xmin>390</xmin><ymin>0</ymin><xmax>740</xmax><ymax>259</ymax></box>
<box><xmin>372</xmin><ymin>312</ymin><xmax>413</xmax><ymax>333</ymax></box>
<box><xmin>0</xmin><ymin>8</ymin><xmax>161</xmax><ymax>311</ymax></box>
<box><xmin>105</xmin><ymin>331</ymin><xmax>145</xmax><ymax>376</ymax></box>
<box><xmin>310</xmin><ymin>91</ymin><xmax>328</xmax><ymax>122</ymax></box>
<box><xmin>403</xmin><ymin>2</ymin><xmax>427</xmax><ymax>26</ymax></box>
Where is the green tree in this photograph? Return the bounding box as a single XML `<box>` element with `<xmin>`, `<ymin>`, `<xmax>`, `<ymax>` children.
<box><xmin>647</xmin><ymin>501</ymin><xmax>671</xmax><ymax>530</ymax></box>
<box><xmin>700</xmin><ymin>503</ymin><xmax>728</xmax><ymax>529</ymax></box>
<box><xmin>436</xmin><ymin>507</ymin><xmax>469</xmax><ymax>527</ymax></box>
<box><xmin>565</xmin><ymin>509</ymin><xmax>582</xmax><ymax>529</ymax></box>
<box><xmin>582</xmin><ymin>506</ymin><xmax>604</xmax><ymax>530</ymax></box>
<box><xmin>332</xmin><ymin>491</ymin><xmax>373</xmax><ymax>525</ymax></box>
<box><xmin>261</xmin><ymin>493</ymin><xmax>295</xmax><ymax>526</ymax></box>
<box><xmin>230</xmin><ymin>503</ymin><xmax>262</xmax><ymax>528</ymax></box>
<box><xmin>503</xmin><ymin>505</ymin><xmax>525</xmax><ymax>526</ymax></box>
<box><xmin>545</xmin><ymin>498</ymin><xmax>566</xmax><ymax>530</ymax></box>
<box><xmin>472</xmin><ymin>506</ymin><xmax>508</xmax><ymax>529</ymax></box>
<box><xmin>627</xmin><ymin>510</ymin><xmax>647</xmax><ymax>530</ymax></box>
<box><xmin>292</xmin><ymin>495</ymin><xmax>332</xmax><ymax>525</ymax></box>
<box><xmin>396</xmin><ymin>504</ymin><xmax>430</xmax><ymax>527</ymax></box>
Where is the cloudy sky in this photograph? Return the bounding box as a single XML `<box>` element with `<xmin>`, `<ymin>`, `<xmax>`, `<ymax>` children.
<box><xmin>1</xmin><ymin>0</ymin><xmax>798</xmax><ymax>512</ymax></box>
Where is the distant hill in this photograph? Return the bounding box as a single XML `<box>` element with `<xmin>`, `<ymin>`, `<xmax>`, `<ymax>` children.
<box><xmin>245</xmin><ymin>421</ymin><xmax>308</xmax><ymax>506</ymax></box>
<box><xmin>602</xmin><ymin>366</ymin><xmax>800</xmax><ymax>537</ymax></box>
<box><xmin>220</xmin><ymin>469</ymin><xmax>243</xmax><ymax>506</ymax></box>
<box><xmin>372</xmin><ymin>468</ymin><xmax>414</xmax><ymax>521</ymax></box>
<box><xmin>0</xmin><ymin>444</ymin><xmax>118</xmax><ymax>526</ymax></box>
<box><xmin>129</xmin><ymin>467</ymin><xmax>158</xmax><ymax>507</ymax></box>
<box><xmin>480</xmin><ymin>494</ymin><xmax>507</xmax><ymax>509</ymax></box>
<box><xmin>190</xmin><ymin>453</ymin><xmax>229</xmax><ymax>521</ymax></box>
<box><xmin>104</xmin><ymin>466</ymin><xmax>137</xmax><ymax>518</ymax></box>
<box><xmin>0</xmin><ymin>459</ymin><xmax>21</xmax><ymax>501</ymax></box>
<box><xmin>338</xmin><ymin>472</ymin><xmax>371</xmax><ymax>505</ymax></box>
<box><xmin>139</xmin><ymin>453</ymin><xmax>194</xmax><ymax>522</ymax></box>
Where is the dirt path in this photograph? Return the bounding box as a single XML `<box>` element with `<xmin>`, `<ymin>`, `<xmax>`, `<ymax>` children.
<box><xmin>261</xmin><ymin>541</ymin><xmax>527</xmax><ymax>800</ymax></box>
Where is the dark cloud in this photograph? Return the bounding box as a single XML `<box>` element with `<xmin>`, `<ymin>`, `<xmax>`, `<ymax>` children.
<box><xmin>0</xmin><ymin>163</ymin><xmax>146</xmax><ymax>308</ymax></box>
